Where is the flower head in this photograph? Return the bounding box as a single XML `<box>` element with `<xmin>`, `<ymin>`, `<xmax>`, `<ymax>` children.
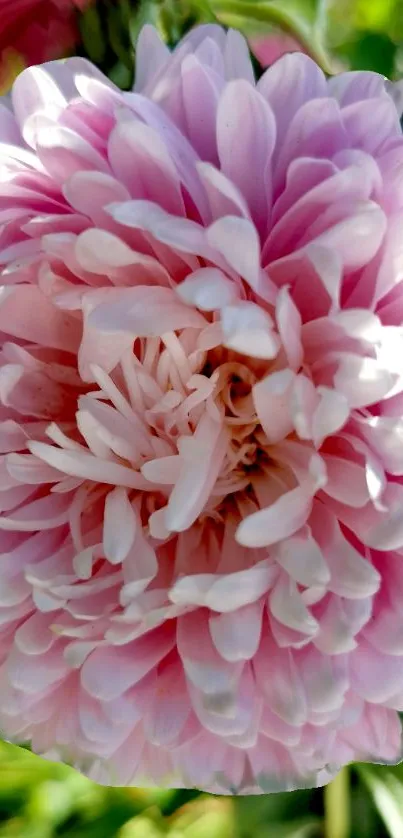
<box><xmin>0</xmin><ymin>0</ymin><xmax>86</xmax><ymax>92</ymax></box>
<box><xmin>0</xmin><ymin>24</ymin><xmax>403</xmax><ymax>794</ymax></box>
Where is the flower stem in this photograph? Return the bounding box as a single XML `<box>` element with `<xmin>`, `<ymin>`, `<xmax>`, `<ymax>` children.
<box><xmin>324</xmin><ymin>767</ymin><xmax>351</xmax><ymax>838</ymax></box>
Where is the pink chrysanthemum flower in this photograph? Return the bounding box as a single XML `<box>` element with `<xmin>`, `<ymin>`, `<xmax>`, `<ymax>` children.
<box><xmin>1</xmin><ymin>23</ymin><xmax>403</xmax><ymax>794</ymax></box>
<box><xmin>0</xmin><ymin>0</ymin><xmax>87</xmax><ymax>93</ymax></box>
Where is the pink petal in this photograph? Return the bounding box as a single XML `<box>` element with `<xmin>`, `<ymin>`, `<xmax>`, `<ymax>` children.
<box><xmin>28</xmin><ymin>441</ymin><xmax>149</xmax><ymax>490</ymax></box>
<box><xmin>217</xmin><ymin>80</ymin><xmax>275</xmax><ymax>227</ymax></box>
<box><xmin>12</xmin><ymin>65</ymin><xmax>68</xmax><ymax>146</ymax></box>
<box><xmin>224</xmin><ymin>29</ymin><xmax>255</xmax><ymax>83</ymax></box>
<box><xmin>14</xmin><ymin>613</ymin><xmax>55</xmax><ymax>655</ymax></box>
<box><xmin>120</xmin><ymin>531</ymin><xmax>158</xmax><ymax>604</ymax></box>
<box><xmin>108</xmin><ymin>200</ymin><xmax>214</xmax><ymax>260</ymax></box>
<box><xmin>209</xmin><ymin>602</ymin><xmax>263</xmax><ymax>661</ymax></box>
<box><xmin>0</xmin><ymin>286</ymin><xmax>79</xmax><ymax>352</ymax></box>
<box><xmin>236</xmin><ymin>486</ymin><xmax>313</xmax><ymax>549</ymax></box>
<box><xmin>181</xmin><ymin>56</ymin><xmax>221</xmax><ymax>164</ymax></box>
<box><xmin>103</xmin><ymin>488</ymin><xmax>137</xmax><ymax>564</ymax></box>
<box><xmin>36</xmin><ymin>125</ymin><xmax>110</xmax><ymax>183</ymax></box>
<box><xmin>134</xmin><ymin>25</ymin><xmax>170</xmax><ymax>92</ymax></box>
<box><xmin>307</xmin><ymin>202</ymin><xmax>386</xmax><ymax>270</ymax></box>
<box><xmin>177</xmin><ymin>610</ymin><xmax>243</xmax><ymax>696</ymax></box>
<box><xmin>312</xmin><ymin>387</ymin><xmax>350</xmax><ymax>447</ymax></box>
<box><xmin>322</xmin><ymin>455</ymin><xmax>370</xmax><ymax>508</ymax></box>
<box><xmin>276</xmin><ymin>287</ymin><xmax>303</xmax><ymax>371</ymax></box>
<box><xmin>144</xmin><ymin>658</ymin><xmax>190</xmax><ymax>746</ymax></box>
<box><xmin>164</xmin><ymin>413</ymin><xmax>226</xmax><ymax>532</ymax></box>
<box><xmin>298</xmin><ymin>648</ymin><xmax>348</xmax><ymax>713</ymax></box>
<box><xmin>258</xmin><ymin>53</ymin><xmax>327</xmax><ymax>148</ymax></box>
<box><xmin>275</xmin><ymin>526</ymin><xmax>330</xmax><ymax>587</ymax></box>
<box><xmin>0</xmin><ymin>493</ymin><xmax>71</xmax><ymax>532</ymax></box>
<box><xmin>88</xmin><ymin>285</ymin><xmax>206</xmax><ymax>336</ymax></box>
<box><xmin>7</xmin><ymin>645</ymin><xmax>68</xmax><ymax>694</ymax></box>
<box><xmin>208</xmin><ymin>216</ymin><xmax>275</xmax><ymax>299</ymax></box>
<box><xmin>63</xmin><ymin>171</ymin><xmax>131</xmax><ymax>226</ymax></box>
<box><xmin>176</xmin><ymin>267</ymin><xmax>239</xmax><ymax>310</ymax></box>
<box><xmin>351</xmin><ymin>639</ymin><xmax>403</xmax><ymax>703</ymax></box>
<box><xmin>316</xmin><ymin>595</ymin><xmax>372</xmax><ymax>654</ymax></box>
<box><xmin>81</xmin><ymin>624</ymin><xmax>176</xmax><ymax>700</ymax></box>
<box><xmin>74</xmin><ymin>228</ymin><xmax>166</xmax><ymax>278</ymax></box>
<box><xmin>221</xmin><ymin>301</ymin><xmax>280</xmax><ymax>359</ymax></box>
<box><xmin>108</xmin><ymin>118</ymin><xmax>184</xmax><ymax>215</ymax></box>
<box><xmin>169</xmin><ymin>560</ymin><xmax>276</xmax><ymax>612</ymax></box>
<box><xmin>342</xmin><ymin>98</ymin><xmax>400</xmax><ymax>155</ymax></box>
<box><xmin>125</xmin><ymin>93</ymin><xmax>210</xmax><ymax>220</ymax></box>
<box><xmin>310</xmin><ymin>503</ymin><xmax>381</xmax><ymax>598</ymax></box>
<box><xmin>253</xmin><ymin>369</ymin><xmax>295</xmax><ymax>444</ymax></box>
<box><xmin>254</xmin><ymin>634</ymin><xmax>307</xmax><ymax>725</ymax></box>
<box><xmin>334</xmin><ymin>354</ymin><xmax>397</xmax><ymax>408</ymax></box>
<box><xmin>269</xmin><ymin>575</ymin><xmax>319</xmax><ymax>636</ymax></box>
<box><xmin>197</xmin><ymin>161</ymin><xmax>251</xmax><ymax>220</ymax></box>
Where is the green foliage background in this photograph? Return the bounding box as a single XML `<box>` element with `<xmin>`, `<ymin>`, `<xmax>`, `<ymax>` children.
<box><xmin>2</xmin><ymin>1</ymin><xmax>403</xmax><ymax>836</ymax></box>
<box><xmin>4</xmin><ymin>739</ymin><xmax>403</xmax><ymax>837</ymax></box>
<box><xmin>77</xmin><ymin>0</ymin><xmax>403</xmax><ymax>83</ymax></box>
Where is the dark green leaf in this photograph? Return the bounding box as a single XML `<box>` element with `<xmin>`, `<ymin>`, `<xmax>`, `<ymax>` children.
<box><xmin>336</xmin><ymin>31</ymin><xmax>397</xmax><ymax>75</ymax></box>
<box><xmin>356</xmin><ymin>766</ymin><xmax>403</xmax><ymax>838</ymax></box>
<box><xmin>79</xmin><ymin>5</ymin><xmax>106</xmax><ymax>64</ymax></box>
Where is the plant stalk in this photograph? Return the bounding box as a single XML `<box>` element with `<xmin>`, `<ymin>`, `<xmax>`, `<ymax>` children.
<box><xmin>324</xmin><ymin>767</ymin><xmax>350</xmax><ymax>838</ymax></box>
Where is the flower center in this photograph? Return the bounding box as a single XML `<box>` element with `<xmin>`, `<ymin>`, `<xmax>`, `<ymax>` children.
<box><xmin>27</xmin><ymin>332</ymin><xmax>282</xmax><ymax>541</ymax></box>
<box><xmin>196</xmin><ymin>352</ymin><xmax>278</xmax><ymax>516</ymax></box>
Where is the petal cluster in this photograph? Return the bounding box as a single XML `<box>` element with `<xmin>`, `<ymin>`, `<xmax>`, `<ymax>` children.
<box><xmin>0</xmin><ymin>24</ymin><xmax>403</xmax><ymax>793</ymax></box>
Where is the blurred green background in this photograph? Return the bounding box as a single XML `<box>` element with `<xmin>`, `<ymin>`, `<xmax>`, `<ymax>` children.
<box><xmin>4</xmin><ymin>740</ymin><xmax>403</xmax><ymax>838</ymax></box>
<box><xmin>3</xmin><ymin>0</ymin><xmax>403</xmax><ymax>836</ymax></box>
<box><xmin>76</xmin><ymin>0</ymin><xmax>403</xmax><ymax>86</ymax></box>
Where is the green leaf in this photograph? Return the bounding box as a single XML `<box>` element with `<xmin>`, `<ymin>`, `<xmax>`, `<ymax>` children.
<box><xmin>106</xmin><ymin>1</ymin><xmax>133</xmax><ymax>67</ymax></box>
<box><xmin>79</xmin><ymin>5</ymin><xmax>106</xmax><ymax>65</ymax></box>
<box><xmin>234</xmin><ymin>789</ymin><xmax>317</xmax><ymax>836</ymax></box>
<box><xmin>129</xmin><ymin>0</ymin><xmax>161</xmax><ymax>46</ymax></box>
<box><xmin>169</xmin><ymin>798</ymin><xmax>234</xmax><ymax>838</ymax></box>
<box><xmin>254</xmin><ymin>817</ymin><xmax>322</xmax><ymax>838</ymax></box>
<box><xmin>356</xmin><ymin>766</ymin><xmax>403</xmax><ymax>838</ymax></box>
<box><xmin>109</xmin><ymin>61</ymin><xmax>133</xmax><ymax>89</ymax></box>
<box><xmin>335</xmin><ymin>30</ymin><xmax>397</xmax><ymax>75</ymax></box>
<box><xmin>118</xmin><ymin>815</ymin><xmax>165</xmax><ymax>838</ymax></box>
<box><xmin>207</xmin><ymin>0</ymin><xmax>334</xmax><ymax>72</ymax></box>
<box><xmin>349</xmin><ymin>784</ymin><xmax>384</xmax><ymax>838</ymax></box>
